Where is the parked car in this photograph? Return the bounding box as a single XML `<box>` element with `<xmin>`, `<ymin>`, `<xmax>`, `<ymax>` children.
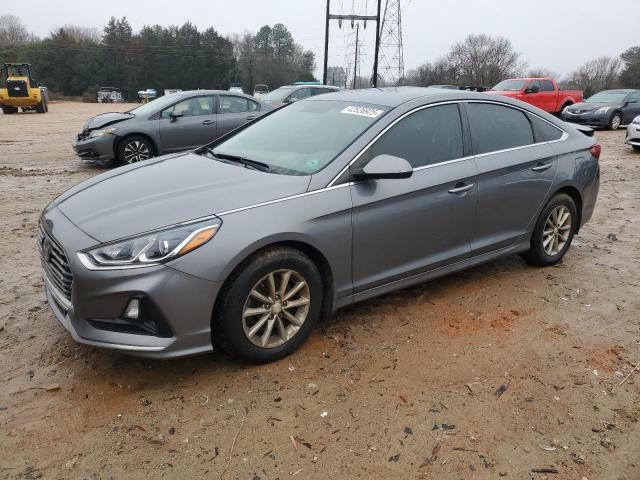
<box><xmin>42</xmin><ymin>87</ymin><xmax>600</xmax><ymax>362</ymax></box>
<box><xmin>72</xmin><ymin>90</ymin><xmax>273</xmax><ymax>165</ymax></box>
<box><xmin>625</xmin><ymin>115</ymin><xmax>640</xmax><ymax>151</ymax></box>
<box><xmin>229</xmin><ymin>85</ymin><xmax>244</xmax><ymax>94</ymax></box>
<box><xmin>563</xmin><ymin>89</ymin><xmax>640</xmax><ymax>130</ymax></box>
<box><xmin>487</xmin><ymin>77</ymin><xmax>583</xmax><ymax>114</ymax></box>
<box><xmin>261</xmin><ymin>84</ymin><xmax>340</xmax><ymax>107</ymax></box>
<box><xmin>253</xmin><ymin>84</ymin><xmax>269</xmax><ymax>99</ymax></box>
<box><xmin>97</xmin><ymin>87</ymin><xmax>123</xmax><ymax>103</ymax></box>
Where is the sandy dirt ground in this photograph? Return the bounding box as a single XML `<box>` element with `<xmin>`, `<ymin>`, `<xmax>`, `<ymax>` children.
<box><xmin>0</xmin><ymin>102</ymin><xmax>639</xmax><ymax>480</ymax></box>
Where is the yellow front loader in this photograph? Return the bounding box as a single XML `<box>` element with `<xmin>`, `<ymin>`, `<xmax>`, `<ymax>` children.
<box><xmin>0</xmin><ymin>63</ymin><xmax>48</xmax><ymax>114</ymax></box>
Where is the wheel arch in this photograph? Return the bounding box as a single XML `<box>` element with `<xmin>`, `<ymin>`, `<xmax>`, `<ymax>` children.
<box><xmin>114</xmin><ymin>132</ymin><xmax>159</xmax><ymax>159</ymax></box>
<box><xmin>554</xmin><ymin>185</ymin><xmax>583</xmax><ymax>231</ymax></box>
<box><xmin>212</xmin><ymin>239</ymin><xmax>337</xmax><ymax>326</ymax></box>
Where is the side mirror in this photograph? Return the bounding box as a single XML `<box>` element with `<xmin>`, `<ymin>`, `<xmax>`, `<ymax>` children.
<box><xmin>170</xmin><ymin>112</ymin><xmax>184</xmax><ymax>122</ymax></box>
<box><xmin>525</xmin><ymin>84</ymin><xmax>540</xmax><ymax>94</ymax></box>
<box><xmin>353</xmin><ymin>154</ymin><xmax>413</xmax><ymax>180</ymax></box>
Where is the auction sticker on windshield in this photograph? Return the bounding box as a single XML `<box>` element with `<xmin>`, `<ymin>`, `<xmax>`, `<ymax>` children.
<box><xmin>340</xmin><ymin>106</ymin><xmax>385</xmax><ymax>118</ymax></box>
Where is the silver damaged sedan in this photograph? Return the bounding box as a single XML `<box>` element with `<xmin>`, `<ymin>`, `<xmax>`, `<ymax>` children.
<box><xmin>40</xmin><ymin>87</ymin><xmax>601</xmax><ymax>362</ymax></box>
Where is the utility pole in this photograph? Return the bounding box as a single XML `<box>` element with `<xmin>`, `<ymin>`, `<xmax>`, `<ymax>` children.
<box><xmin>322</xmin><ymin>0</ymin><xmax>331</xmax><ymax>85</ymax></box>
<box><xmin>352</xmin><ymin>23</ymin><xmax>360</xmax><ymax>90</ymax></box>
<box><xmin>322</xmin><ymin>0</ymin><xmax>382</xmax><ymax>87</ymax></box>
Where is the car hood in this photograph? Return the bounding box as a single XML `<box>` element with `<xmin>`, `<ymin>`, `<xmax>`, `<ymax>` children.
<box><xmin>83</xmin><ymin>112</ymin><xmax>134</xmax><ymax>131</ymax></box>
<box><xmin>567</xmin><ymin>102</ymin><xmax>616</xmax><ymax>112</ymax></box>
<box><xmin>51</xmin><ymin>152</ymin><xmax>311</xmax><ymax>242</ymax></box>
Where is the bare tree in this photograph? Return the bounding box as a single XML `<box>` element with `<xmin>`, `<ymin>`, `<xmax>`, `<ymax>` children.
<box><xmin>448</xmin><ymin>34</ymin><xmax>525</xmax><ymax>87</ymax></box>
<box><xmin>0</xmin><ymin>14</ymin><xmax>36</xmax><ymax>45</ymax></box>
<box><xmin>563</xmin><ymin>56</ymin><xmax>623</xmax><ymax>97</ymax></box>
<box><xmin>527</xmin><ymin>68</ymin><xmax>560</xmax><ymax>80</ymax></box>
<box><xmin>54</xmin><ymin>25</ymin><xmax>101</xmax><ymax>43</ymax></box>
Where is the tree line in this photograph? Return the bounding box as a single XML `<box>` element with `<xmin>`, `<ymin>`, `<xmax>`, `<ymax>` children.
<box><xmin>0</xmin><ymin>14</ymin><xmax>316</xmax><ymax>100</ymax></box>
<box><xmin>2</xmin><ymin>13</ymin><xmax>638</xmax><ymax>100</ymax></box>
<box><xmin>405</xmin><ymin>34</ymin><xmax>639</xmax><ymax>98</ymax></box>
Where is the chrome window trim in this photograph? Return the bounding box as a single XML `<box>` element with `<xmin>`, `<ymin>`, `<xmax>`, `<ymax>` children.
<box><xmin>327</xmin><ymin>99</ymin><xmax>569</xmax><ymax>186</ymax></box>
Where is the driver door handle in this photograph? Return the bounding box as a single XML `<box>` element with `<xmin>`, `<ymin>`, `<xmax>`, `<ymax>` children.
<box><xmin>201</xmin><ymin>119</ymin><xmax>216</xmax><ymax>125</ymax></box>
<box><xmin>532</xmin><ymin>163</ymin><xmax>552</xmax><ymax>172</ymax></box>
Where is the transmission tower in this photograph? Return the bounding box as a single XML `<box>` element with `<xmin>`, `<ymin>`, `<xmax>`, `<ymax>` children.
<box><xmin>378</xmin><ymin>0</ymin><xmax>404</xmax><ymax>86</ymax></box>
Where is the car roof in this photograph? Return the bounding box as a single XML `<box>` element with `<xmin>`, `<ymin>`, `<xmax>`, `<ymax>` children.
<box><xmin>597</xmin><ymin>89</ymin><xmax>639</xmax><ymax>94</ymax></box>
<box><xmin>307</xmin><ymin>86</ymin><xmax>497</xmax><ymax>107</ymax></box>
<box><xmin>174</xmin><ymin>90</ymin><xmax>261</xmax><ymax>101</ymax></box>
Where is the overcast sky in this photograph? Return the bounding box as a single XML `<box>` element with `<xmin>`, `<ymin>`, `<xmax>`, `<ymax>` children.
<box><xmin>7</xmin><ymin>0</ymin><xmax>639</xmax><ymax>79</ymax></box>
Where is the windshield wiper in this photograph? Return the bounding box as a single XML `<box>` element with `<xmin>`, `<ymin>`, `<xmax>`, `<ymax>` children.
<box><xmin>206</xmin><ymin>149</ymin><xmax>271</xmax><ymax>172</ymax></box>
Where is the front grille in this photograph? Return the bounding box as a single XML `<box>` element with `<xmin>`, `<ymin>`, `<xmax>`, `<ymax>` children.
<box><xmin>7</xmin><ymin>79</ymin><xmax>28</xmax><ymax>97</ymax></box>
<box><xmin>38</xmin><ymin>225</ymin><xmax>73</xmax><ymax>302</ymax></box>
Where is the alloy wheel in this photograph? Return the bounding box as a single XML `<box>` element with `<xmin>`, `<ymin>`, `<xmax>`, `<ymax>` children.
<box><xmin>610</xmin><ymin>114</ymin><xmax>622</xmax><ymax>130</ymax></box>
<box><xmin>242</xmin><ymin>269</ymin><xmax>310</xmax><ymax>348</ymax></box>
<box><xmin>123</xmin><ymin>140</ymin><xmax>152</xmax><ymax>163</ymax></box>
<box><xmin>543</xmin><ymin>206</ymin><xmax>571</xmax><ymax>256</ymax></box>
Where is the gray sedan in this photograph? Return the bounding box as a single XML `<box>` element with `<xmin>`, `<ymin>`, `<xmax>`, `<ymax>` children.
<box><xmin>42</xmin><ymin>88</ymin><xmax>600</xmax><ymax>362</ymax></box>
<box><xmin>72</xmin><ymin>90</ymin><xmax>273</xmax><ymax>165</ymax></box>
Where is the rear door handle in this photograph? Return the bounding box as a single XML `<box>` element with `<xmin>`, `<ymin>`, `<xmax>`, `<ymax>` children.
<box><xmin>531</xmin><ymin>163</ymin><xmax>552</xmax><ymax>172</ymax></box>
<box><xmin>202</xmin><ymin>120</ymin><xmax>216</xmax><ymax>125</ymax></box>
<box><xmin>448</xmin><ymin>183</ymin><xmax>474</xmax><ymax>194</ymax></box>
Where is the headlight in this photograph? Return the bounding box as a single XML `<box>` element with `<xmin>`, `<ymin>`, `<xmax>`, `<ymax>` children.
<box><xmin>78</xmin><ymin>219</ymin><xmax>221</xmax><ymax>270</ymax></box>
<box><xmin>632</xmin><ymin>116</ymin><xmax>640</xmax><ymax>125</ymax></box>
<box><xmin>88</xmin><ymin>127</ymin><xmax>118</xmax><ymax>138</ymax></box>
<box><xmin>594</xmin><ymin>107</ymin><xmax>611</xmax><ymax>115</ymax></box>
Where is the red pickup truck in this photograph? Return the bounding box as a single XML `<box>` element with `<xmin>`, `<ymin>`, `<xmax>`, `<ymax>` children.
<box><xmin>487</xmin><ymin>77</ymin><xmax>583</xmax><ymax>114</ymax></box>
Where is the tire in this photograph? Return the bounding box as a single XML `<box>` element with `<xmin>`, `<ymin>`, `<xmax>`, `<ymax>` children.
<box><xmin>633</xmin><ymin>146</ymin><xmax>640</xmax><ymax>152</ymax></box>
<box><xmin>521</xmin><ymin>193</ymin><xmax>578</xmax><ymax>267</ymax></box>
<box><xmin>1</xmin><ymin>105</ymin><xmax>18</xmax><ymax>114</ymax></box>
<box><xmin>35</xmin><ymin>98</ymin><xmax>46</xmax><ymax>113</ymax></box>
<box><xmin>608</xmin><ymin>112</ymin><xmax>622</xmax><ymax>130</ymax></box>
<box><xmin>116</xmin><ymin>136</ymin><xmax>154</xmax><ymax>165</ymax></box>
<box><xmin>213</xmin><ymin>247</ymin><xmax>323</xmax><ymax>363</ymax></box>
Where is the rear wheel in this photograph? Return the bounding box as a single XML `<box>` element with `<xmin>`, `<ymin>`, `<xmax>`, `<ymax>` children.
<box><xmin>35</xmin><ymin>98</ymin><xmax>46</xmax><ymax>113</ymax></box>
<box><xmin>633</xmin><ymin>145</ymin><xmax>640</xmax><ymax>152</ymax></box>
<box><xmin>213</xmin><ymin>247</ymin><xmax>322</xmax><ymax>363</ymax></box>
<box><xmin>521</xmin><ymin>193</ymin><xmax>578</xmax><ymax>267</ymax></box>
<box><xmin>117</xmin><ymin>136</ymin><xmax>154</xmax><ymax>165</ymax></box>
<box><xmin>1</xmin><ymin>105</ymin><xmax>18</xmax><ymax>114</ymax></box>
<box><xmin>608</xmin><ymin>112</ymin><xmax>622</xmax><ymax>130</ymax></box>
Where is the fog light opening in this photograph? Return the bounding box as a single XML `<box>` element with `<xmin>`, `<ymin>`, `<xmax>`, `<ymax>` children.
<box><xmin>123</xmin><ymin>298</ymin><xmax>140</xmax><ymax>320</ymax></box>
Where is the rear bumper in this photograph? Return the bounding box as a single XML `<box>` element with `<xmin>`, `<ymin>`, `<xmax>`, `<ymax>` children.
<box><xmin>72</xmin><ymin>134</ymin><xmax>117</xmax><ymax>161</ymax></box>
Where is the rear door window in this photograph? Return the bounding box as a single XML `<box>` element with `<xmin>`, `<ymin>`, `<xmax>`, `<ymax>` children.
<box><xmin>218</xmin><ymin>95</ymin><xmax>257</xmax><ymax>114</ymax></box>
<box><xmin>466</xmin><ymin>103</ymin><xmax>534</xmax><ymax>154</ymax></box>
<box><xmin>540</xmin><ymin>80</ymin><xmax>555</xmax><ymax>92</ymax></box>
<box><xmin>369</xmin><ymin>104</ymin><xmax>464</xmax><ymax>168</ymax></box>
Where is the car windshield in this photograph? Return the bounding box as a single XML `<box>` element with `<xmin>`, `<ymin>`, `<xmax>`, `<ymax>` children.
<box><xmin>128</xmin><ymin>93</ymin><xmax>183</xmax><ymax>116</ymax></box>
<box><xmin>261</xmin><ymin>87</ymin><xmax>293</xmax><ymax>102</ymax></box>
<box><xmin>492</xmin><ymin>80</ymin><xmax>527</xmax><ymax>91</ymax></box>
<box><xmin>585</xmin><ymin>91</ymin><xmax>629</xmax><ymax>103</ymax></box>
<box><xmin>211</xmin><ymin>100</ymin><xmax>389</xmax><ymax>175</ymax></box>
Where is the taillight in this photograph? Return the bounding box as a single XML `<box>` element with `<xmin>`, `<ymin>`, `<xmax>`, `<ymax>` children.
<box><xmin>590</xmin><ymin>144</ymin><xmax>601</xmax><ymax>160</ymax></box>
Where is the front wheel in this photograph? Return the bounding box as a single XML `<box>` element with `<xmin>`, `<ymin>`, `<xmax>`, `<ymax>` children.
<box><xmin>117</xmin><ymin>136</ymin><xmax>154</xmax><ymax>165</ymax></box>
<box><xmin>1</xmin><ymin>105</ymin><xmax>18</xmax><ymax>114</ymax></box>
<box><xmin>213</xmin><ymin>247</ymin><xmax>323</xmax><ymax>363</ymax></box>
<box><xmin>521</xmin><ymin>193</ymin><xmax>578</xmax><ymax>267</ymax></box>
<box><xmin>608</xmin><ymin>113</ymin><xmax>622</xmax><ymax>130</ymax></box>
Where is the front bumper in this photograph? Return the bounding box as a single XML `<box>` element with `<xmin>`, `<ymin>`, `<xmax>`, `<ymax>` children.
<box><xmin>562</xmin><ymin>111</ymin><xmax>610</xmax><ymax>127</ymax></box>
<box><xmin>625</xmin><ymin>124</ymin><xmax>640</xmax><ymax>147</ymax></box>
<box><xmin>40</xmin><ymin>207</ymin><xmax>222</xmax><ymax>358</ymax></box>
<box><xmin>72</xmin><ymin>133</ymin><xmax>117</xmax><ymax>162</ymax></box>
